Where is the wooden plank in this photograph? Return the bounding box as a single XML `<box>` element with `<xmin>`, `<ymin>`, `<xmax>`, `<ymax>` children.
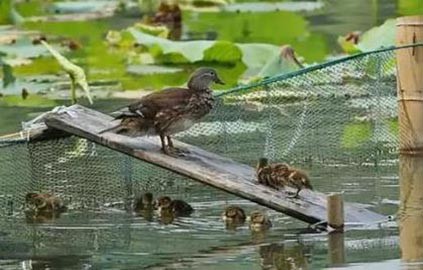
<box><xmin>43</xmin><ymin>104</ymin><xmax>386</xmax><ymax>226</ymax></box>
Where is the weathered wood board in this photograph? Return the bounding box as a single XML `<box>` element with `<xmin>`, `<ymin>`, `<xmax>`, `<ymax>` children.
<box><xmin>44</xmin><ymin>105</ymin><xmax>386</xmax><ymax>226</ymax></box>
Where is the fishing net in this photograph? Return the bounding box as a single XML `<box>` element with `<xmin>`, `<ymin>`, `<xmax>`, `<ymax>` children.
<box><xmin>0</xmin><ymin>45</ymin><xmax>406</xmax><ymax>219</ymax></box>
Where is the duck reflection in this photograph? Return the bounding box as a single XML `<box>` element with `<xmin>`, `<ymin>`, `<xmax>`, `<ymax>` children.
<box><xmin>259</xmin><ymin>243</ymin><xmax>311</xmax><ymax>270</ymax></box>
<box><xmin>134</xmin><ymin>192</ymin><xmax>155</xmax><ymax>222</ymax></box>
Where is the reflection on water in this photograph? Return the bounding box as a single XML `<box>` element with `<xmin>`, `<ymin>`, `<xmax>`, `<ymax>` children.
<box><xmin>399</xmin><ymin>155</ymin><xmax>423</xmax><ymax>264</ymax></box>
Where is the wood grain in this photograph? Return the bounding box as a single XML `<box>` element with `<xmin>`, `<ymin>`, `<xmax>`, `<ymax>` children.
<box><xmin>43</xmin><ymin>105</ymin><xmax>385</xmax><ymax>226</ymax></box>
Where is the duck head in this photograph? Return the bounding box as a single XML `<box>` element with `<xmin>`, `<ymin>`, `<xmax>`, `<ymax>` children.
<box><xmin>142</xmin><ymin>192</ymin><xmax>154</xmax><ymax>206</ymax></box>
<box><xmin>188</xmin><ymin>67</ymin><xmax>224</xmax><ymax>90</ymax></box>
<box><xmin>257</xmin><ymin>157</ymin><xmax>269</xmax><ymax>169</ymax></box>
<box><xmin>155</xmin><ymin>196</ymin><xmax>172</xmax><ymax>211</ymax></box>
<box><xmin>249</xmin><ymin>210</ymin><xmax>272</xmax><ymax>231</ymax></box>
<box><xmin>25</xmin><ymin>193</ymin><xmax>47</xmax><ymax>210</ymax></box>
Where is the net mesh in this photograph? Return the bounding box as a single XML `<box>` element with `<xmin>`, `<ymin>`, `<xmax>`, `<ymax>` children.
<box><xmin>0</xmin><ymin>46</ymin><xmax>402</xmax><ymax>218</ymax></box>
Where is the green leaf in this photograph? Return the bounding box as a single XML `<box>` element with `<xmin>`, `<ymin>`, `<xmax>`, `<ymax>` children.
<box><xmin>129</xmin><ymin>28</ymin><xmax>215</xmax><ymax>63</ymax></box>
<box><xmin>0</xmin><ymin>0</ymin><xmax>11</xmax><ymax>24</ymax></box>
<box><xmin>128</xmin><ymin>28</ymin><xmax>279</xmax><ymax>67</ymax></box>
<box><xmin>41</xmin><ymin>40</ymin><xmax>93</xmax><ymax>104</ymax></box>
<box><xmin>337</xmin><ymin>35</ymin><xmax>361</xmax><ymax>54</ymax></box>
<box><xmin>356</xmin><ymin>19</ymin><xmax>395</xmax><ymax>52</ymax></box>
<box><xmin>257</xmin><ymin>47</ymin><xmax>302</xmax><ymax>78</ymax></box>
<box><xmin>203</xmin><ymin>40</ymin><xmax>242</xmax><ymax>64</ymax></box>
<box><xmin>134</xmin><ymin>23</ymin><xmax>169</xmax><ymax>38</ymax></box>
<box><xmin>399</xmin><ymin>0</ymin><xmax>423</xmax><ymax>15</ymax></box>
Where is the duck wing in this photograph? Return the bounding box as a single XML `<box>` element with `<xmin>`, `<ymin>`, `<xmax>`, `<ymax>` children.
<box><xmin>118</xmin><ymin>88</ymin><xmax>194</xmax><ymax>119</ymax></box>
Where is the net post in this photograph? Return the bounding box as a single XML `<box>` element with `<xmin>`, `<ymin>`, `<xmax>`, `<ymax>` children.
<box><xmin>327</xmin><ymin>192</ymin><xmax>344</xmax><ymax>232</ymax></box>
<box><xmin>396</xmin><ymin>15</ymin><xmax>423</xmax><ymax>262</ymax></box>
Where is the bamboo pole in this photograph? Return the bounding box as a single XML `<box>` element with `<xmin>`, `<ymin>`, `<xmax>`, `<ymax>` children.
<box><xmin>396</xmin><ymin>16</ymin><xmax>423</xmax><ymax>155</ymax></box>
<box><xmin>397</xmin><ymin>16</ymin><xmax>423</xmax><ymax>262</ymax></box>
<box><xmin>328</xmin><ymin>232</ymin><xmax>346</xmax><ymax>266</ymax></box>
<box><xmin>399</xmin><ymin>155</ymin><xmax>423</xmax><ymax>262</ymax></box>
<box><xmin>327</xmin><ymin>193</ymin><xmax>344</xmax><ymax>231</ymax></box>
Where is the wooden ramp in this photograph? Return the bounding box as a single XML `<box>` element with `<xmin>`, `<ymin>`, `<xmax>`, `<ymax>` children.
<box><xmin>43</xmin><ymin>105</ymin><xmax>385</xmax><ymax>226</ymax></box>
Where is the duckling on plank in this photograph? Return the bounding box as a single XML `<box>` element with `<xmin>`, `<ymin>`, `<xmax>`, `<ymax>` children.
<box><xmin>256</xmin><ymin>157</ymin><xmax>288</xmax><ymax>190</ymax></box>
<box><xmin>222</xmin><ymin>205</ymin><xmax>246</xmax><ymax>229</ymax></box>
<box><xmin>281</xmin><ymin>166</ymin><xmax>313</xmax><ymax>198</ymax></box>
<box><xmin>249</xmin><ymin>210</ymin><xmax>272</xmax><ymax>232</ymax></box>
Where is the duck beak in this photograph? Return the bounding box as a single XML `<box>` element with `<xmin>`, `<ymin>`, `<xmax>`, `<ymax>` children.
<box><xmin>214</xmin><ymin>75</ymin><xmax>225</xmax><ymax>85</ymax></box>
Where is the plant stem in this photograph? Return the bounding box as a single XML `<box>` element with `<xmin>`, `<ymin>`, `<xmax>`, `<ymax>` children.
<box><xmin>71</xmin><ymin>78</ymin><xmax>77</xmax><ymax>104</ymax></box>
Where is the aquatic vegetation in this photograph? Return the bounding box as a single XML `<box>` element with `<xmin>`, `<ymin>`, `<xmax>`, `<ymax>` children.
<box><xmin>338</xmin><ymin>19</ymin><xmax>395</xmax><ymax>54</ymax></box>
<box><xmin>41</xmin><ymin>40</ymin><xmax>92</xmax><ymax>104</ymax></box>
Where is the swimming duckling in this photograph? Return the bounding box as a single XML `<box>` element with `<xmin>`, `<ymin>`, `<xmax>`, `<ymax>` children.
<box><xmin>155</xmin><ymin>196</ymin><xmax>194</xmax><ymax>217</ymax></box>
<box><xmin>281</xmin><ymin>167</ymin><xmax>313</xmax><ymax>198</ymax></box>
<box><xmin>249</xmin><ymin>210</ymin><xmax>272</xmax><ymax>232</ymax></box>
<box><xmin>134</xmin><ymin>192</ymin><xmax>154</xmax><ymax>211</ymax></box>
<box><xmin>134</xmin><ymin>192</ymin><xmax>154</xmax><ymax>221</ymax></box>
<box><xmin>25</xmin><ymin>193</ymin><xmax>66</xmax><ymax>223</ymax></box>
<box><xmin>222</xmin><ymin>205</ymin><xmax>246</xmax><ymax>229</ymax></box>
<box><xmin>25</xmin><ymin>193</ymin><xmax>67</xmax><ymax>214</ymax></box>
<box><xmin>256</xmin><ymin>158</ymin><xmax>288</xmax><ymax>190</ymax></box>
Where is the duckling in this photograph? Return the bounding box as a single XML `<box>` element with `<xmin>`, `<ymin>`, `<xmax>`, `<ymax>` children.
<box><xmin>282</xmin><ymin>167</ymin><xmax>313</xmax><ymax>198</ymax></box>
<box><xmin>249</xmin><ymin>210</ymin><xmax>272</xmax><ymax>232</ymax></box>
<box><xmin>222</xmin><ymin>205</ymin><xmax>246</xmax><ymax>229</ymax></box>
<box><xmin>25</xmin><ymin>193</ymin><xmax>66</xmax><ymax>223</ymax></box>
<box><xmin>25</xmin><ymin>193</ymin><xmax>67</xmax><ymax>214</ymax></box>
<box><xmin>155</xmin><ymin>196</ymin><xmax>194</xmax><ymax>217</ymax></box>
<box><xmin>134</xmin><ymin>192</ymin><xmax>154</xmax><ymax>221</ymax></box>
<box><xmin>134</xmin><ymin>192</ymin><xmax>154</xmax><ymax>211</ymax></box>
<box><xmin>256</xmin><ymin>158</ymin><xmax>288</xmax><ymax>190</ymax></box>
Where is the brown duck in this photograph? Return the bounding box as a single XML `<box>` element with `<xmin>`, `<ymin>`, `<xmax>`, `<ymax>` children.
<box><xmin>256</xmin><ymin>157</ymin><xmax>288</xmax><ymax>190</ymax></box>
<box><xmin>101</xmin><ymin>67</ymin><xmax>224</xmax><ymax>156</ymax></box>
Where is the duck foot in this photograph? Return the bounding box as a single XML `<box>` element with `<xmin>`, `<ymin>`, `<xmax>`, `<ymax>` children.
<box><xmin>161</xmin><ymin>146</ymin><xmax>188</xmax><ymax>157</ymax></box>
<box><xmin>286</xmin><ymin>191</ymin><xmax>300</xmax><ymax>199</ymax></box>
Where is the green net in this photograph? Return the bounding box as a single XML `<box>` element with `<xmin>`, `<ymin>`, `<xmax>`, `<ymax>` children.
<box><xmin>0</xmin><ymin>45</ymin><xmax>404</xmax><ymax>216</ymax></box>
<box><xmin>0</xmin><ymin>44</ymin><xmax>409</xmax><ymax>262</ymax></box>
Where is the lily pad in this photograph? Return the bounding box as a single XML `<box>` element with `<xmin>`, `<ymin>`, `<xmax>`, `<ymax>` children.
<box><xmin>129</xmin><ymin>28</ymin><xmax>279</xmax><ymax>67</ymax></box>
<box><xmin>356</xmin><ymin>19</ymin><xmax>396</xmax><ymax>52</ymax></box>
<box><xmin>0</xmin><ymin>0</ymin><xmax>11</xmax><ymax>24</ymax></box>
<box><xmin>203</xmin><ymin>40</ymin><xmax>242</xmax><ymax>64</ymax></box>
<box><xmin>256</xmin><ymin>54</ymin><xmax>301</xmax><ymax>79</ymax></box>
<box><xmin>0</xmin><ymin>37</ymin><xmax>51</xmax><ymax>59</ymax></box>
<box><xmin>49</xmin><ymin>1</ymin><xmax>117</xmax><ymax>14</ymax></box>
<box><xmin>223</xmin><ymin>2</ymin><xmax>324</xmax><ymax>13</ymax></box>
<box><xmin>130</xmin><ymin>28</ymin><xmax>215</xmax><ymax>63</ymax></box>
<box><xmin>127</xmin><ymin>64</ymin><xmax>183</xmax><ymax>75</ymax></box>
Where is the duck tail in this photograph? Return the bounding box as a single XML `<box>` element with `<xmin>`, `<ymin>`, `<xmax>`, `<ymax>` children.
<box><xmin>98</xmin><ymin>124</ymin><xmax>125</xmax><ymax>135</ymax></box>
<box><xmin>304</xmin><ymin>178</ymin><xmax>313</xmax><ymax>190</ymax></box>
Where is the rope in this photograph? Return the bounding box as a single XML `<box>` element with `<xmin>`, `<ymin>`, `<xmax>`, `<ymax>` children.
<box><xmin>215</xmin><ymin>42</ymin><xmax>423</xmax><ymax>98</ymax></box>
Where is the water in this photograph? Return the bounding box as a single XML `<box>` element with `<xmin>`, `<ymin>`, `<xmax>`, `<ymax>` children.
<box><xmin>0</xmin><ymin>0</ymin><xmax>417</xmax><ymax>268</ymax></box>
